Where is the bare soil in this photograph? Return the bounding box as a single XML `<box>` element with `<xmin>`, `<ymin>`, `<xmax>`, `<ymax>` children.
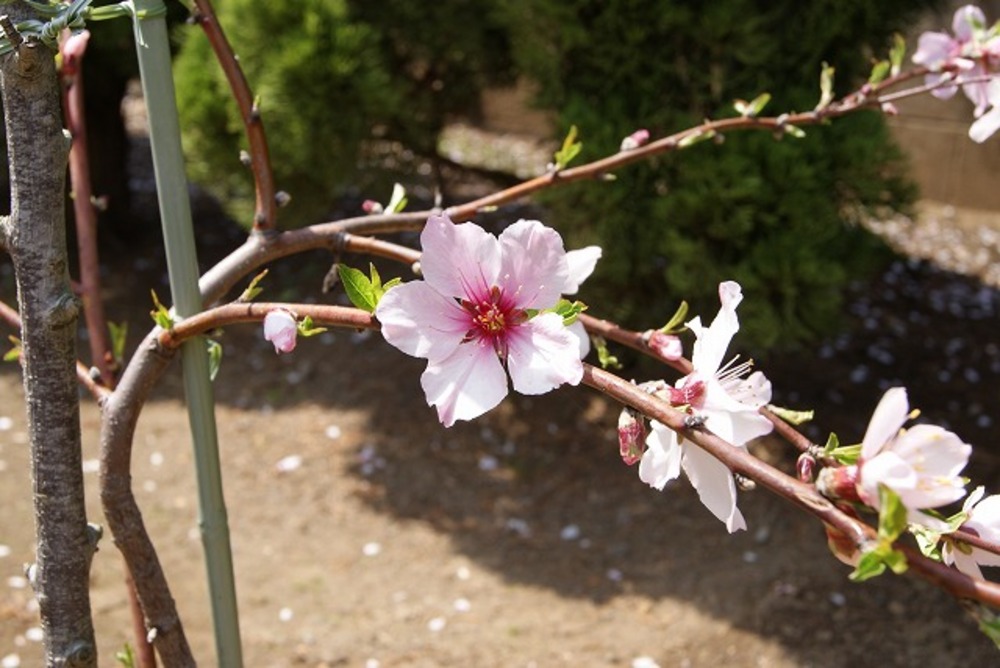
<box><xmin>2</xmin><ymin>211</ymin><xmax>1000</xmax><ymax>667</ymax></box>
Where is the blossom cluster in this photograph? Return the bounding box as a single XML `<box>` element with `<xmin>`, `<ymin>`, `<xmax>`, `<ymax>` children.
<box><xmin>914</xmin><ymin>4</ymin><xmax>1000</xmax><ymax>142</ymax></box>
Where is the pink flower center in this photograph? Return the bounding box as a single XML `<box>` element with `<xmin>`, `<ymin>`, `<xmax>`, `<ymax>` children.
<box><xmin>668</xmin><ymin>377</ymin><xmax>706</xmax><ymax>408</ymax></box>
<box><xmin>461</xmin><ymin>285</ymin><xmax>527</xmax><ymax>355</ymax></box>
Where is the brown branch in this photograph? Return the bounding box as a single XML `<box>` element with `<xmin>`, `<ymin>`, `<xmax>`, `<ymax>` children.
<box><xmin>157</xmin><ymin>302</ymin><xmax>376</xmax><ymax>350</ymax></box>
<box><xmin>581</xmin><ymin>363</ymin><xmax>1000</xmax><ymax>609</ymax></box>
<box><xmin>579</xmin><ymin>313</ymin><xmax>692</xmax><ymax>375</ymax></box>
<box><xmin>190</xmin><ymin>0</ymin><xmax>277</xmax><ymax>232</ymax></box>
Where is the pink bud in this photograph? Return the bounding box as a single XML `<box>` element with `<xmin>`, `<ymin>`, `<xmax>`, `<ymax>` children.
<box><xmin>617</xmin><ymin>408</ymin><xmax>647</xmax><ymax>465</ymax></box>
<box><xmin>59</xmin><ymin>30</ymin><xmax>90</xmax><ymax>78</ymax></box>
<box><xmin>815</xmin><ymin>464</ymin><xmax>862</xmax><ymax>503</ymax></box>
<box><xmin>880</xmin><ymin>102</ymin><xmax>899</xmax><ymax>116</ymax></box>
<box><xmin>647</xmin><ymin>331</ymin><xmax>682</xmax><ymax>360</ymax></box>
<box><xmin>362</xmin><ymin>199</ymin><xmax>384</xmax><ymax>214</ymax></box>
<box><xmin>263</xmin><ymin>310</ymin><xmax>298</xmax><ymax>354</ymax></box>
<box><xmin>796</xmin><ymin>454</ymin><xmax>816</xmax><ymax>483</ymax></box>
<box><xmin>620</xmin><ymin>128</ymin><xmax>650</xmax><ymax>151</ymax></box>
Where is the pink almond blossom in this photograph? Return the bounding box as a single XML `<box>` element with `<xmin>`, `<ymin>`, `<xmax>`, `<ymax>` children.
<box><xmin>943</xmin><ymin>486</ymin><xmax>1000</xmax><ymax>578</ymax></box>
<box><xmin>264</xmin><ymin>309</ymin><xmax>298</xmax><ymax>354</ymax></box>
<box><xmin>856</xmin><ymin>387</ymin><xmax>971</xmax><ymax>526</ymax></box>
<box><xmin>375</xmin><ymin>214</ymin><xmax>597</xmax><ymax>427</ymax></box>
<box><xmin>638</xmin><ymin>281</ymin><xmax>773</xmax><ymax>533</ymax></box>
<box><xmin>913</xmin><ymin>4</ymin><xmax>1000</xmax><ymax>115</ymax></box>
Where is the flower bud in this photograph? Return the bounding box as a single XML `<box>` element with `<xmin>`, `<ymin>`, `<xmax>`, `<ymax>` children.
<box><xmin>815</xmin><ymin>464</ymin><xmax>862</xmax><ymax>503</ymax></box>
<box><xmin>362</xmin><ymin>199</ymin><xmax>384</xmax><ymax>215</ymax></box>
<box><xmin>796</xmin><ymin>454</ymin><xmax>816</xmax><ymax>483</ymax></box>
<box><xmin>880</xmin><ymin>102</ymin><xmax>899</xmax><ymax>116</ymax></box>
<box><xmin>647</xmin><ymin>331</ymin><xmax>682</xmax><ymax>360</ymax></box>
<box><xmin>620</xmin><ymin>128</ymin><xmax>650</xmax><ymax>151</ymax></box>
<box><xmin>263</xmin><ymin>309</ymin><xmax>298</xmax><ymax>354</ymax></box>
<box><xmin>617</xmin><ymin>407</ymin><xmax>647</xmax><ymax>465</ymax></box>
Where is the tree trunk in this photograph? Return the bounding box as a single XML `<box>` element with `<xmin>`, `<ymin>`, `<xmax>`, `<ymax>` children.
<box><xmin>0</xmin><ymin>6</ymin><xmax>98</xmax><ymax>666</ymax></box>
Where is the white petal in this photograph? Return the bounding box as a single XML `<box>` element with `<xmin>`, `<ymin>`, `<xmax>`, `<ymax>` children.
<box><xmin>953</xmin><ymin>4</ymin><xmax>985</xmax><ymax>42</ymax></box>
<box><xmin>562</xmin><ymin>246</ymin><xmax>602</xmax><ymax>295</ymax></box>
<box><xmin>419</xmin><ymin>213</ymin><xmax>501</xmax><ymax>300</ymax></box>
<box><xmin>690</xmin><ymin>281</ymin><xmax>742</xmax><ymax>375</ymax></box>
<box><xmin>969</xmin><ymin>83</ymin><xmax>1000</xmax><ymax>143</ymax></box>
<box><xmin>421</xmin><ymin>341</ymin><xmax>508</xmax><ymax>427</ymax></box>
<box><xmin>858</xmin><ymin>451</ymin><xmax>917</xmax><ymax>506</ymax></box>
<box><xmin>681</xmin><ymin>442</ymin><xmax>746</xmax><ymax>533</ymax></box>
<box><xmin>376</xmin><ymin>281</ymin><xmax>469</xmax><ymax>361</ymax></box>
<box><xmin>639</xmin><ymin>422</ymin><xmax>682</xmax><ymax>490</ymax></box>
<box><xmin>506</xmin><ymin>313</ymin><xmax>583</xmax><ymax>395</ymax></box>
<box><xmin>566</xmin><ymin>319</ymin><xmax>591</xmax><ymax>358</ymax></box>
<box><xmin>892</xmin><ymin>424</ymin><xmax>971</xmax><ymax>478</ymax></box>
<box><xmin>860</xmin><ymin>387</ymin><xmax>909</xmax><ymax>460</ymax></box>
<box><xmin>912</xmin><ymin>31</ymin><xmax>955</xmax><ymax>67</ymax></box>
<box><xmin>967</xmin><ymin>495</ymin><xmax>1000</xmax><ymax>544</ymax></box>
<box><xmin>727</xmin><ymin>370</ymin><xmax>772</xmax><ymax>408</ymax></box>
<box><xmin>498</xmin><ymin>219</ymin><xmax>569</xmax><ymax>309</ymax></box>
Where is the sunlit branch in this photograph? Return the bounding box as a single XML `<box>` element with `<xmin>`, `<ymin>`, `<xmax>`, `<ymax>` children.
<box><xmin>189</xmin><ymin>0</ymin><xmax>277</xmax><ymax>232</ymax></box>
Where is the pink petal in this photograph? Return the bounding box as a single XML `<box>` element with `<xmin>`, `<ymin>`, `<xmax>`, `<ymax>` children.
<box><xmin>860</xmin><ymin>387</ymin><xmax>909</xmax><ymax>460</ymax></box>
<box><xmin>263</xmin><ymin>310</ymin><xmax>297</xmax><ymax>354</ymax></box>
<box><xmin>421</xmin><ymin>341</ymin><xmax>507</xmax><ymax>427</ymax></box>
<box><xmin>690</xmin><ymin>281</ymin><xmax>742</xmax><ymax>375</ymax></box>
<box><xmin>562</xmin><ymin>246</ymin><xmax>602</xmax><ymax>295</ymax></box>
<box><xmin>420</xmin><ymin>214</ymin><xmax>501</xmax><ymax>301</ymax></box>
<box><xmin>639</xmin><ymin>422</ymin><xmax>682</xmax><ymax>490</ymax></box>
<box><xmin>953</xmin><ymin>4</ymin><xmax>985</xmax><ymax>42</ymax></box>
<box><xmin>498</xmin><ymin>219</ymin><xmax>569</xmax><ymax>309</ymax></box>
<box><xmin>926</xmin><ymin>72</ymin><xmax>959</xmax><ymax>100</ymax></box>
<box><xmin>681</xmin><ymin>442</ymin><xmax>746</xmax><ymax>533</ymax></box>
<box><xmin>912</xmin><ymin>31</ymin><xmax>955</xmax><ymax>67</ymax></box>
<box><xmin>506</xmin><ymin>312</ymin><xmax>583</xmax><ymax>395</ymax></box>
<box><xmin>376</xmin><ymin>281</ymin><xmax>470</xmax><ymax>361</ymax></box>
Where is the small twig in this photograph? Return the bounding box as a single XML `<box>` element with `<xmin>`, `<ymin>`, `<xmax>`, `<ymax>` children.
<box><xmin>0</xmin><ymin>15</ymin><xmax>23</xmax><ymax>49</ymax></box>
<box><xmin>190</xmin><ymin>0</ymin><xmax>277</xmax><ymax>232</ymax></box>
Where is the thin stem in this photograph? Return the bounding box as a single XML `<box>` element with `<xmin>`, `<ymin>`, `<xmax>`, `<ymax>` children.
<box><xmin>189</xmin><ymin>0</ymin><xmax>277</xmax><ymax>232</ymax></box>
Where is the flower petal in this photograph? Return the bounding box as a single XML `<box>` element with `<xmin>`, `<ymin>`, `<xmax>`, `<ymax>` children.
<box><xmin>857</xmin><ymin>450</ymin><xmax>917</xmax><ymax>506</ymax></box>
<box><xmin>639</xmin><ymin>422</ymin><xmax>682</xmax><ymax>490</ymax></box>
<box><xmin>562</xmin><ymin>246</ymin><xmax>602</xmax><ymax>295</ymax></box>
<box><xmin>263</xmin><ymin>310</ymin><xmax>298</xmax><ymax>354</ymax></box>
<box><xmin>566</xmin><ymin>319</ymin><xmax>591</xmax><ymax>359</ymax></box>
<box><xmin>420</xmin><ymin>213</ymin><xmax>501</xmax><ymax>300</ymax></box>
<box><xmin>690</xmin><ymin>281</ymin><xmax>742</xmax><ymax>375</ymax></box>
<box><xmin>498</xmin><ymin>219</ymin><xmax>569</xmax><ymax>309</ymax></box>
<box><xmin>892</xmin><ymin>424</ymin><xmax>971</xmax><ymax>479</ymax></box>
<box><xmin>969</xmin><ymin>79</ymin><xmax>1000</xmax><ymax>142</ymax></box>
<box><xmin>506</xmin><ymin>312</ymin><xmax>583</xmax><ymax>395</ymax></box>
<box><xmin>421</xmin><ymin>341</ymin><xmax>508</xmax><ymax>427</ymax></box>
<box><xmin>681</xmin><ymin>442</ymin><xmax>746</xmax><ymax>533</ymax></box>
<box><xmin>953</xmin><ymin>4</ymin><xmax>985</xmax><ymax>42</ymax></box>
<box><xmin>376</xmin><ymin>281</ymin><xmax>470</xmax><ymax>361</ymax></box>
<box><xmin>860</xmin><ymin>387</ymin><xmax>909</xmax><ymax>459</ymax></box>
<box><xmin>912</xmin><ymin>31</ymin><xmax>955</xmax><ymax>68</ymax></box>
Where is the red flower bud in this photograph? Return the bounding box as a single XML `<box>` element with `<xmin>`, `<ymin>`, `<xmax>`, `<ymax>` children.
<box><xmin>617</xmin><ymin>408</ymin><xmax>647</xmax><ymax>465</ymax></box>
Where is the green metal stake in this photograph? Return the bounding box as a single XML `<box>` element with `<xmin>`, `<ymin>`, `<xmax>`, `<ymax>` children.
<box><xmin>130</xmin><ymin>1</ymin><xmax>244</xmax><ymax>665</ymax></box>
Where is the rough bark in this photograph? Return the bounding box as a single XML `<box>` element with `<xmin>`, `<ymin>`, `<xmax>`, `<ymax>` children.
<box><xmin>0</xmin><ymin>6</ymin><xmax>98</xmax><ymax>666</ymax></box>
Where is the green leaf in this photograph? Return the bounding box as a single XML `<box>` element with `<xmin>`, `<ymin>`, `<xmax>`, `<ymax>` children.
<box><xmin>385</xmin><ymin>183</ymin><xmax>408</xmax><ymax>213</ymax></box>
<box><xmin>149</xmin><ymin>290</ymin><xmax>174</xmax><ymax>329</ymax></box>
<box><xmin>816</xmin><ymin>61</ymin><xmax>835</xmax><ymax>111</ymax></box>
<box><xmin>593</xmin><ymin>335</ymin><xmax>621</xmax><ymax>370</ymax></box>
<box><xmin>678</xmin><ymin>129</ymin><xmax>716</xmax><ymax>148</ymax></box>
<box><xmin>206</xmin><ymin>339</ymin><xmax>223</xmax><ymax>382</ymax></box>
<box><xmin>552</xmin><ymin>298</ymin><xmax>587</xmax><ymax>325</ymax></box>
<box><xmin>735</xmin><ymin>93</ymin><xmax>770</xmax><ymax>118</ymax></box>
<box><xmin>107</xmin><ymin>321</ymin><xmax>128</xmax><ymax>365</ymax></box>
<box><xmin>297</xmin><ymin>315</ymin><xmax>327</xmax><ymax>338</ymax></box>
<box><xmin>337</xmin><ymin>264</ymin><xmax>378</xmax><ymax>313</ymax></box>
<box><xmin>850</xmin><ymin>550</ymin><xmax>888</xmax><ymax>582</ymax></box>
<box><xmin>767</xmin><ymin>405</ymin><xmax>814</xmax><ymax>425</ymax></box>
<box><xmin>239</xmin><ymin>269</ymin><xmax>269</xmax><ymax>302</ymax></box>
<box><xmin>659</xmin><ymin>300</ymin><xmax>689</xmax><ymax>334</ymax></box>
<box><xmin>783</xmin><ymin>125</ymin><xmax>806</xmax><ymax>139</ymax></box>
<box><xmin>553</xmin><ymin>125</ymin><xmax>582</xmax><ymax>170</ymax></box>
<box><xmin>877</xmin><ymin>484</ymin><xmax>908</xmax><ymax>542</ymax></box>
<box><xmin>868</xmin><ymin>59</ymin><xmax>890</xmax><ymax>86</ymax></box>
<box><xmin>911</xmin><ymin>524</ymin><xmax>943</xmax><ymax>560</ymax></box>
<box><xmin>3</xmin><ymin>335</ymin><xmax>20</xmax><ymax>362</ymax></box>
<box><xmin>115</xmin><ymin>642</ymin><xmax>136</xmax><ymax>668</ymax></box>
<box><xmin>967</xmin><ymin>603</ymin><xmax>1000</xmax><ymax>649</ymax></box>
<box><xmin>889</xmin><ymin>33</ymin><xmax>906</xmax><ymax>77</ymax></box>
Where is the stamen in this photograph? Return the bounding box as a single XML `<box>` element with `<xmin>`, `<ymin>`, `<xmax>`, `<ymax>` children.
<box><xmin>717</xmin><ymin>355</ymin><xmax>754</xmax><ymax>384</ymax></box>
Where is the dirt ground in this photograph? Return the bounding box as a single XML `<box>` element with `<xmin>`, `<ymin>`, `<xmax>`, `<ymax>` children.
<box><xmin>2</xmin><ymin>207</ymin><xmax>1000</xmax><ymax>668</ymax></box>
